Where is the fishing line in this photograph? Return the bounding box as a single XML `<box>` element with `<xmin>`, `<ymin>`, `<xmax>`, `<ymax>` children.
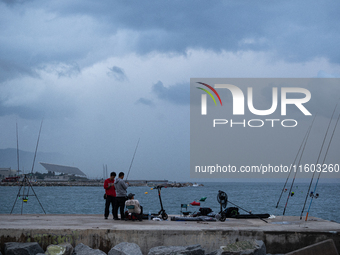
<box><xmin>125</xmin><ymin>137</ymin><xmax>140</xmax><ymax>181</ymax></box>
<box><xmin>16</xmin><ymin>122</ymin><xmax>20</xmax><ymax>176</ymax></box>
<box><xmin>275</xmin><ymin>123</ymin><xmax>311</xmax><ymax>208</ymax></box>
<box><xmin>30</xmin><ymin>119</ymin><xmax>43</xmax><ymax>176</ymax></box>
<box><xmin>282</xmin><ymin>115</ymin><xmax>316</xmax><ymax>215</ymax></box>
<box><xmin>300</xmin><ymin>100</ymin><xmax>339</xmax><ymax>220</ymax></box>
<box><xmin>11</xmin><ymin>119</ymin><xmax>46</xmax><ymax>214</ymax></box>
<box><xmin>305</xmin><ymin>105</ymin><xmax>340</xmax><ymax>221</ymax></box>
<box><xmin>27</xmin><ymin>119</ymin><xmax>46</xmax><ymax>213</ymax></box>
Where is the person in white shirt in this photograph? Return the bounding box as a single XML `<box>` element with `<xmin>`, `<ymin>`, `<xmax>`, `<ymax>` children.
<box><xmin>125</xmin><ymin>193</ymin><xmax>143</xmax><ymax>221</ymax></box>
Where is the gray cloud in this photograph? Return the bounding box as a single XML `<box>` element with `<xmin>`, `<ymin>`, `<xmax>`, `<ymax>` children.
<box><xmin>107</xmin><ymin>66</ymin><xmax>127</xmax><ymax>81</ymax></box>
<box><xmin>135</xmin><ymin>97</ymin><xmax>154</xmax><ymax>107</ymax></box>
<box><xmin>0</xmin><ymin>104</ymin><xmax>43</xmax><ymax>119</ymax></box>
<box><xmin>51</xmin><ymin>0</ymin><xmax>340</xmax><ymax>62</ymax></box>
<box><xmin>1</xmin><ymin>0</ymin><xmax>340</xmax><ymax>85</ymax></box>
<box><xmin>0</xmin><ymin>0</ymin><xmax>29</xmax><ymax>5</ymax></box>
<box><xmin>152</xmin><ymin>81</ymin><xmax>189</xmax><ymax>105</ymax></box>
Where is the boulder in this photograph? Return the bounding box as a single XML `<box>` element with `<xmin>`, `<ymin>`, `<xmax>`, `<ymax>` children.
<box><xmin>108</xmin><ymin>242</ymin><xmax>142</xmax><ymax>255</ymax></box>
<box><xmin>46</xmin><ymin>243</ymin><xmax>73</xmax><ymax>255</ymax></box>
<box><xmin>208</xmin><ymin>240</ymin><xmax>266</xmax><ymax>255</ymax></box>
<box><xmin>148</xmin><ymin>244</ymin><xmax>204</xmax><ymax>255</ymax></box>
<box><xmin>5</xmin><ymin>242</ymin><xmax>45</xmax><ymax>255</ymax></box>
<box><xmin>73</xmin><ymin>243</ymin><xmax>106</xmax><ymax>255</ymax></box>
<box><xmin>285</xmin><ymin>239</ymin><xmax>338</xmax><ymax>255</ymax></box>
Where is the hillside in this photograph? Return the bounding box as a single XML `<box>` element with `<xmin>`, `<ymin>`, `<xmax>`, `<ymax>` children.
<box><xmin>0</xmin><ymin>148</ymin><xmax>66</xmax><ymax>174</ymax></box>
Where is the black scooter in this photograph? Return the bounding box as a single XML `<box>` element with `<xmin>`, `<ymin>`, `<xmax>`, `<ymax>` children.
<box><xmin>143</xmin><ymin>185</ymin><xmax>168</xmax><ymax>220</ymax></box>
<box><xmin>154</xmin><ymin>185</ymin><xmax>168</xmax><ymax>220</ymax></box>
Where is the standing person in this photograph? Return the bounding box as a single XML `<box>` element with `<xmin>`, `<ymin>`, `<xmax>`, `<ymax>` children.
<box><xmin>114</xmin><ymin>172</ymin><xmax>129</xmax><ymax>220</ymax></box>
<box><xmin>104</xmin><ymin>172</ymin><xmax>117</xmax><ymax>219</ymax></box>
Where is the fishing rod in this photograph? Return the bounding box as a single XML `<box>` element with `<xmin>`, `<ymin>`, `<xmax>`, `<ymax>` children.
<box><xmin>11</xmin><ymin>122</ymin><xmax>23</xmax><ymax>214</ymax></box>
<box><xmin>282</xmin><ymin>114</ymin><xmax>316</xmax><ymax>215</ymax></box>
<box><xmin>276</xmin><ymin>125</ymin><xmax>311</xmax><ymax>208</ymax></box>
<box><xmin>31</xmin><ymin>119</ymin><xmax>43</xmax><ymax>175</ymax></box>
<box><xmin>16</xmin><ymin>122</ymin><xmax>20</xmax><ymax>176</ymax></box>
<box><xmin>305</xmin><ymin>107</ymin><xmax>340</xmax><ymax>221</ymax></box>
<box><xmin>300</xmin><ymin>101</ymin><xmax>339</xmax><ymax>220</ymax></box>
<box><xmin>11</xmin><ymin>119</ymin><xmax>46</xmax><ymax>214</ymax></box>
<box><xmin>25</xmin><ymin>119</ymin><xmax>46</xmax><ymax>214</ymax></box>
<box><xmin>125</xmin><ymin>137</ymin><xmax>140</xmax><ymax>181</ymax></box>
<box><xmin>228</xmin><ymin>199</ymin><xmax>268</xmax><ymax>223</ymax></box>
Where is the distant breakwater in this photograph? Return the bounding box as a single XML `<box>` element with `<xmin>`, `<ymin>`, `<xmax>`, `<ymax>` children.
<box><xmin>0</xmin><ymin>181</ymin><xmax>203</xmax><ymax>187</ymax></box>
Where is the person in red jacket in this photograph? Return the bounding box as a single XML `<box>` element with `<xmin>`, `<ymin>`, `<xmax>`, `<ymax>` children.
<box><xmin>104</xmin><ymin>172</ymin><xmax>117</xmax><ymax>219</ymax></box>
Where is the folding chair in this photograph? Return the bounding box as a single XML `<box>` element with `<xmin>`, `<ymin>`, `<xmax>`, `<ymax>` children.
<box><xmin>180</xmin><ymin>204</ymin><xmax>191</xmax><ymax>216</ymax></box>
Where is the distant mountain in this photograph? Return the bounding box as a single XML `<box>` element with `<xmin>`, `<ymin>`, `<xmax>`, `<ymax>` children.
<box><xmin>0</xmin><ymin>148</ymin><xmax>66</xmax><ymax>174</ymax></box>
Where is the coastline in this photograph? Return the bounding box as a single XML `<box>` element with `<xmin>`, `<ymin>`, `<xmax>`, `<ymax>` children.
<box><xmin>0</xmin><ymin>181</ymin><xmax>201</xmax><ymax>187</ymax></box>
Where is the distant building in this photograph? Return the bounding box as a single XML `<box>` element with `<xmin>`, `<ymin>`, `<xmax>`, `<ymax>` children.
<box><xmin>39</xmin><ymin>162</ymin><xmax>86</xmax><ymax>177</ymax></box>
<box><xmin>0</xmin><ymin>168</ymin><xmax>19</xmax><ymax>178</ymax></box>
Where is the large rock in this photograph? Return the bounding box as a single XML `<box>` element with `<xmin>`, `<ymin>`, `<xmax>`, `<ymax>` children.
<box><xmin>46</xmin><ymin>243</ymin><xmax>73</xmax><ymax>255</ymax></box>
<box><xmin>73</xmin><ymin>243</ymin><xmax>106</xmax><ymax>255</ymax></box>
<box><xmin>285</xmin><ymin>239</ymin><xmax>338</xmax><ymax>255</ymax></box>
<box><xmin>208</xmin><ymin>240</ymin><xmax>266</xmax><ymax>255</ymax></box>
<box><xmin>5</xmin><ymin>242</ymin><xmax>45</xmax><ymax>255</ymax></box>
<box><xmin>108</xmin><ymin>242</ymin><xmax>142</xmax><ymax>255</ymax></box>
<box><xmin>148</xmin><ymin>244</ymin><xmax>204</xmax><ymax>255</ymax></box>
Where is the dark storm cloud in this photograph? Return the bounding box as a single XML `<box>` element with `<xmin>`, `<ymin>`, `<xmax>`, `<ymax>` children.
<box><xmin>1</xmin><ymin>0</ymin><xmax>339</xmax><ymax>119</ymax></box>
<box><xmin>1</xmin><ymin>0</ymin><xmax>339</xmax><ymax>84</ymax></box>
<box><xmin>107</xmin><ymin>66</ymin><xmax>127</xmax><ymax>81</ymax></box>
<box><xmin>152</xmin><ymin>81</ymin><xmax>189</xmax><ymax>105</ymax></box>
<box><xmin>51</xmin><ymin>0</ymin><xmax>340</xmax><ymax>62</ymax></box>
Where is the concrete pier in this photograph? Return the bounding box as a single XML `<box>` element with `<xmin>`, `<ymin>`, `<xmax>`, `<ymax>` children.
<box><xmin>1</xmin><ymin>214</ymin><xmax>340</xmax><ymax>254</ymax></box>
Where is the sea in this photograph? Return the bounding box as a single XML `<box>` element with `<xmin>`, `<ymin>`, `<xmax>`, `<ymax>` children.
<box><xmin>1</xmin><ymin>182</ymin><xmax>339</xmax><ymax>223</ymax></box>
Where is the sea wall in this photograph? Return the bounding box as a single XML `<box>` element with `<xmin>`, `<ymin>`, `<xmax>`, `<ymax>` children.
<box><xmin>1</xmin><ymin>228</ymin><xmax>339</xmax><ymax>254</ymax></box>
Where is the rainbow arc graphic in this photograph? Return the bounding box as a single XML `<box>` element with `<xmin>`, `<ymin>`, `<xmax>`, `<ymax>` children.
<box><xmin>196</xmin><ymin>82</ymin><xmax>222</xmax><ymax>106</ymax></box>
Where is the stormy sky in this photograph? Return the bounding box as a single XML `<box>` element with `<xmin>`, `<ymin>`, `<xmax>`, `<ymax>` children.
<box><xmin>0</xmin><ymin>0</ymin><xmax>340</xmax><ymax>181</ymax></box>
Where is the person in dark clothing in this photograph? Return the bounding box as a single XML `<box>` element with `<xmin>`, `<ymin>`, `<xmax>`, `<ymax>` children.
<box><xmin>113</xmin><ymin>172</ymin><xmax>129</xmax><ymax>220</ymax></box>
<box><xmin>104</xmin><ymin>172</ymin><xmax>117</xmax><ymax>219</ymax></box>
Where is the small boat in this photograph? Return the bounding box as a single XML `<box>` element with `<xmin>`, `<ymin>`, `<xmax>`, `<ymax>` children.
<box><xmin>192</xmin><ymin>183</ymin><xmax>199</xmax><ymax>187</ymax></box>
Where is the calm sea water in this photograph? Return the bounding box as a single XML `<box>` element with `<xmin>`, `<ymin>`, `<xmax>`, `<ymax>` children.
<box><xmin>1</xmin><ymin>182</ymin><xmax>339</xmax><ymax>223</ymax></box>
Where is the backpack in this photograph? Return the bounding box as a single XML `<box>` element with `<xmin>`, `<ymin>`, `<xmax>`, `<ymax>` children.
<box><xmin>224</xmin><ymin>207</ymin><xmax>239</xmax><ymax>217</ymax></box>
<box><xmin>199</xmin><ymin>207</ymin><xmax>213</xmax><ymax>216</ymax></box>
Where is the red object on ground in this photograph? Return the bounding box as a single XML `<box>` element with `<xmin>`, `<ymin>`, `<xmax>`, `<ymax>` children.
<box><xmin>190</xmin><ymin>201</ymin><xmax>201</xmax><ymax>206</ymax></box>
